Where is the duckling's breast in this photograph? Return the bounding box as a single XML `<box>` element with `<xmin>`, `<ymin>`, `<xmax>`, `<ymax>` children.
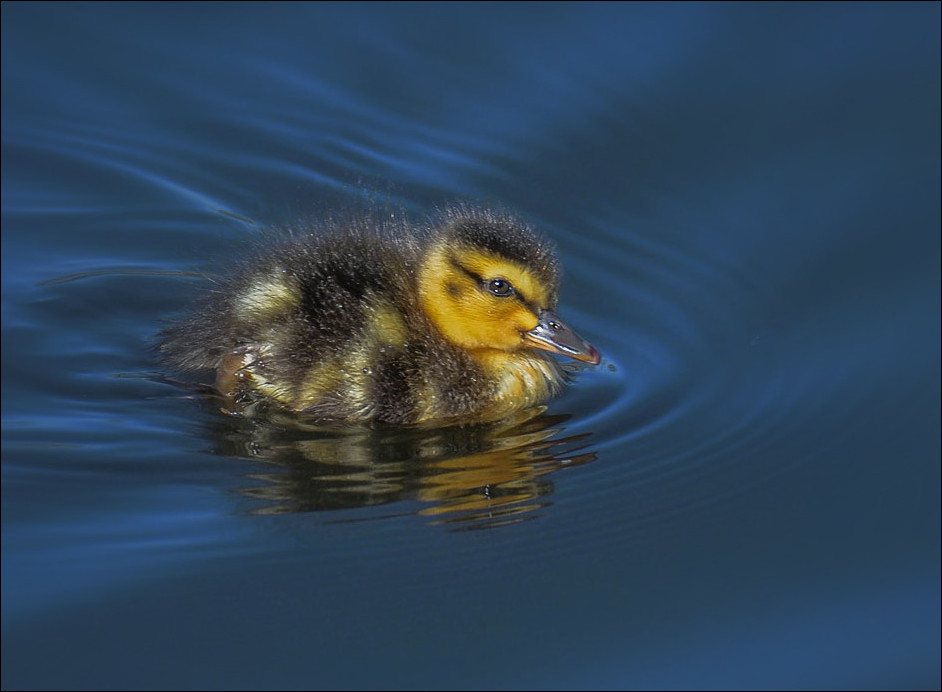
<box><xmin>475</xmin><ymin>350</ymin><xmax>566</xmax><ymax>416</ymax></box>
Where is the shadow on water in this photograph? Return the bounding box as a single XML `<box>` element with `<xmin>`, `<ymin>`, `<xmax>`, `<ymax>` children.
<box><xmin>188</xmin><ymin>392</ymin><xmax>596</xmax><ymax>530</ymax></box>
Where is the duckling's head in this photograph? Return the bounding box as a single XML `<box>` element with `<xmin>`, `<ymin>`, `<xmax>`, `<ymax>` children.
<box><xmin>418</xmin><ymin>209</ymin><xmax>600</xmax><ymax>365</ymax></box>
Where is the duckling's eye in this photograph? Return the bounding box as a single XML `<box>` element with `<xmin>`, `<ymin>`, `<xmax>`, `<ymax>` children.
<box><xmin>487</xmin><ymin>278</ymin><xmax>515</xmax><ymax>297</ymax></box>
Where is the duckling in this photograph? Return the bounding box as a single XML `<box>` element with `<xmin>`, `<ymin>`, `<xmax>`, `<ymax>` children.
<box><xmin>159</xmin><ymin>207</ymin><xmax>600</xmax><ymax>424</ymax></box>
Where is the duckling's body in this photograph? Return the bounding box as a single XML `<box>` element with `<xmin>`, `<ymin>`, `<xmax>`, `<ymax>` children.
<box><xmin>160</xmin><ymin>208</ymin><xmax>599</xmax><ymax>424</ymax></box>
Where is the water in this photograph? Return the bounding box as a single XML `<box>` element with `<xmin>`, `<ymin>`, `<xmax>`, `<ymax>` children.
<box><xmin>2</xmin><ymin>3</ymin><xmax>939</xmax><ymax>689</ymax></box>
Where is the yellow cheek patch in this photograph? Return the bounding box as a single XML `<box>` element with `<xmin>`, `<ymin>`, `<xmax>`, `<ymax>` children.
<box><xmin>418</xmin><ymin>242</ymin><xmax>547</xmax><ymax>353</ymax></box>
<box><xmin>424</xmin><ymin>286</ymin><xmax>510</xmax><ymax>350</ymax></box>
<box><xmin>490</xmin><ymin>303</ymin><xmax>539</xmax><ymax>332</ymax></box>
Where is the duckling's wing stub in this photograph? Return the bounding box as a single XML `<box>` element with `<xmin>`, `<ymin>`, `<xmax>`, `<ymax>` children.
<box><xmin>158</xmin><ymin>226</ymin><xmax>416</xmax><ymax>369</ymax></box>
<box><xmin>285</xmin><ymin>236</ymin><xmax>403</xmax><ymax>353</ymax></box>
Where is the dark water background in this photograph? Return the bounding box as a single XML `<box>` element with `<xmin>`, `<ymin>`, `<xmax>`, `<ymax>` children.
<box><xmin>2</xmin><ymin>2</ymin><xmax>939</xmax><ymax>689</ymax></box>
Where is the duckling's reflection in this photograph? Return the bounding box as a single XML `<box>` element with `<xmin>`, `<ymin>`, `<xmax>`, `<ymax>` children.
<box><xmin>204</xmin><ymin>403</ymin><xmax>596</xmax><ymax>529</ymax></box>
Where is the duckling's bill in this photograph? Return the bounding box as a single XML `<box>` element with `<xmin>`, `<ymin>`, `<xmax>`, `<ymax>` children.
<box><xmin>524</xmin><ymin>309</ymin><xmax>601</xmax><ymax>365</ymax></box>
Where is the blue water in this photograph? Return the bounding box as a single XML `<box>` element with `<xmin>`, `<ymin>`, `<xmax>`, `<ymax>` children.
<box><xmin>2</xmin><ymin>2</ymin><xmax>939</xmax><ymax>689</ymax></box>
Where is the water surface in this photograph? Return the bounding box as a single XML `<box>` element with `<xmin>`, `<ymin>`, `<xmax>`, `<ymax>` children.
<box><xmin>2</xmin><ymin>3</ymin><xmax>939</xmax><ymax>689</ymax></box>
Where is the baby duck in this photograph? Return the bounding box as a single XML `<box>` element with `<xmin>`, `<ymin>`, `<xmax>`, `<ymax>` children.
<box><xmin>159</xmin><ymin>207</ymin><xmax>600</xmax><ymax>424</ymax></box>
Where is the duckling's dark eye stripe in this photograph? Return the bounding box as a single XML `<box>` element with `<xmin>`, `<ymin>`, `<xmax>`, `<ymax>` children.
<box><xmin>449</xmin><ymin>256</ymin><xmax>484</xmax><ymax>285</ymax></box>
<box><xmin>445</xmin><ymin>252</ymin><xmax>489</xmax><ymax>290</ymax></box>
<box><xmin>445</xmin><ymin>251</ymin><xmax>538</xmax><ymax>309</ymax></box>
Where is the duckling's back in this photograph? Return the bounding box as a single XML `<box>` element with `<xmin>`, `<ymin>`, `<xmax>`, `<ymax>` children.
<box><xmin>160</xmin><ymin>221</ymin><xmax>430</xmax><ymax>421</ymax></box>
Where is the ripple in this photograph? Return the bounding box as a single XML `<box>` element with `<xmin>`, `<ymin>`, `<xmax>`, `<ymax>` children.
<box><xmin>538</xmin><ymin>200</ymin><xmax>938</xmax><ymax>536</ymax></box>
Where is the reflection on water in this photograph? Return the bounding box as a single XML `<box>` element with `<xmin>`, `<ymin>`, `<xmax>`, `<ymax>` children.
<box><xmin>199</xmin><ymin>398</ymin><xmax>595</xmax><ymax>529</ymax></box>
